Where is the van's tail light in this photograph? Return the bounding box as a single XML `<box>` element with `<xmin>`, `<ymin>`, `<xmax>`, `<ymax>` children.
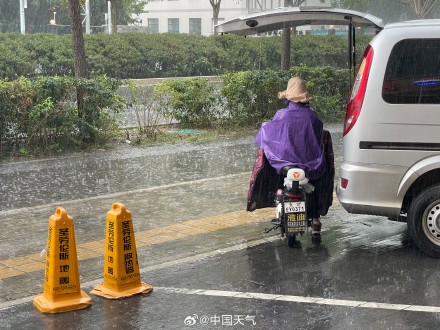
<box><xmin>340</xmin><ymin>178</ymin><xmax>349</xmax><ymax>189</ymax></box>
<box><xmin>343</xmin><ymin>45</ymin><xmax>374</xmax><ymax>136</ymax></box>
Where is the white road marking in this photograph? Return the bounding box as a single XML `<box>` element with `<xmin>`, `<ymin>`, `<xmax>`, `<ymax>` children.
<box><xmin>2</xmin><ymin>235</ymin><xmax>435</xmax><ymax>315</ymax></box>
<box><xmin>155</xmin><ymin>286</ymin><xmax>440</xmax><ymax>313</ymax></box>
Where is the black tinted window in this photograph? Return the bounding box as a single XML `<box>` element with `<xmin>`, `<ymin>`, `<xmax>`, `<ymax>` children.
<box><xmin>383</xmin><ymin>39</ymin><xmax>440</xmax><ymax>104</ymax></box>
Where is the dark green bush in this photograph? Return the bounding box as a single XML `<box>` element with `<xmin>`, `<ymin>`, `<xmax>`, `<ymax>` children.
<box><xmin>0</xmin><ymin>76</ymin><xmax>124</xmax><ymax>154</ymax></box>
<box><xmin>0</xmin><ymin>34</ymin><xmax>35</xmax><ymax>78</ymax></box>
<box><xmin>289</xmin><ymin>65</ymin><xmax>349</xmax><ymax>121</ymax></box>
<box><xmin>153</xmin><ymin>78</ymin><xmax>218</xmax><ymax>128</ymax></box>
<box><xmin>221</xmin><ymin>70</ymin><xmax>289</xmax><ymax>126</ymax></box>
<box><xmin>75</xmin><ymin>75</ymin><xmax>125</xmax><ymax>142</ymax></box>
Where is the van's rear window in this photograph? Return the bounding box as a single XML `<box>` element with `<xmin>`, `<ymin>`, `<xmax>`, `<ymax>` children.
<box><xmin>383</xmin><ymin>39</ymin><xmax>440</xmax><ymax>104</ymax></box>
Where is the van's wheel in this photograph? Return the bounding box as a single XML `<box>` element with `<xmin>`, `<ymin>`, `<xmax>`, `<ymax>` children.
<box><xmin>408</xmin><ymin>185</ymin><xmax>440</xmax><ymax>258</ymax></box>
<box><xmin>287</xmin><ymin>233</ymin><xmax>296</xmax><ymax>247</ymax></box>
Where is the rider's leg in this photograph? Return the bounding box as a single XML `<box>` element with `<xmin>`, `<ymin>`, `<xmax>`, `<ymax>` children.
<box><xmin>307</xmin><ymin>179</ymin><xmax>322</xmax><ymax>239</ymax></box>
<box><xmin>311</xmin><ymin>218</ymin><xmax>321</xmax><ymax>234</ymax></box>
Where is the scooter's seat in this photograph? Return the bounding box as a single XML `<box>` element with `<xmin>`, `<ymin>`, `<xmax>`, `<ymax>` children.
<box><xmin>282</xmin><ymin>167</ymin><xmax>309</xmax><ymax>187</ymax></box>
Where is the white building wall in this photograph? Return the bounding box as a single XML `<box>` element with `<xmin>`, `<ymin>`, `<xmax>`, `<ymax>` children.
<box><xmin>140</xmin><ymin>0</ymin><xmax>330</xmax><ymax>35</ymax></box>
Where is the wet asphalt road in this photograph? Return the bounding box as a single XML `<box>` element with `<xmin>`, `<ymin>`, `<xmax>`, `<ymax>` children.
<box><xmin>1</xmin><ymin>123</ymin><xmax>440</xmax><ymax>329</ymax></box>
<box><xmin>0</xmin><ymin>134</ymin><xmax>257</xmax><ymax>212</ymax></box>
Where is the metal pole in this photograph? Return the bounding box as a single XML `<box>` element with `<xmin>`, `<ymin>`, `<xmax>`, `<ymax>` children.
<box><xmin>85</xmin><ymin>0</ymin><xmax>91</xmax><ymax>34</ymax></box>
<box><xmin>352</xmin><ymin>25</ymin><xmax>356</xmax><ymax>76</ymax></box>
<box><xmin>108</xmin><ymin>1</ymin><xmax>112</xmax><ymax>34</ymax></box>
<box><xmin>347</xmin><ymin>16</ymin><xmax>353</xmax><ymax>88</ymax></box>
<box><xmin>19</xmin><ymin>0</ymin><xmax>25</xmax><ymax>35</ymax></box>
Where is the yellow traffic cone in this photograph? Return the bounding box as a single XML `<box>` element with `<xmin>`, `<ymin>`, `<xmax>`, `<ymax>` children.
<box><xmin>91</xmin><ymin>203</ymin><xmax>153</xmax><ymax>299</ymax></box>
<box><xmin>33</xmin><ymin>208</ymin><xmax>92</xmax><ymax>313</ymax></box>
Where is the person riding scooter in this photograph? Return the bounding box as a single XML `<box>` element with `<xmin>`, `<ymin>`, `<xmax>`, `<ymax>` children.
<box><xmin>247</xmin><ymin>77</ymin><xmax>335</xmax><ymax>240</ymax></box>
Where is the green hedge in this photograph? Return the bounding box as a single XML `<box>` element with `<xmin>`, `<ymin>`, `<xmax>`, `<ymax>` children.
<box><xmin>0</xmin><ymin>33</ymin><xmax>371</xmax><ymax>80</ymax></box>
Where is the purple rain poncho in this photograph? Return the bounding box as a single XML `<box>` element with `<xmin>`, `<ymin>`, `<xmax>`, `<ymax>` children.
<box><xmin>255</xmin><ymin>101</ymin><xmax>326</xmax><ymax>180</ymax></box>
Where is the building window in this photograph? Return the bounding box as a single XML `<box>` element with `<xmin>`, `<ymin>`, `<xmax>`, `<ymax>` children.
<box><xmin>148</xmin><ymin>18</ymin><xmax>159</xmax><ymax>34</ymax></box>
<box><xmin>247</xmin><ymin>0</ymin><xmax>283</xmax><ymax>12</ymax></box>
<box><xmin>189</xmin><ymin>18</ymin><xmax>201</xmax><ymax>35</ymax></box>
<box><xmin>168</xmin><ymin>18</ymin><xmax>179</xmax><ymax>33</ymax></box>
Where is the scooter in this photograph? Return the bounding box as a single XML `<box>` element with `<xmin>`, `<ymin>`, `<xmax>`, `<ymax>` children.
<box><xmin>265</xmin><ymin>166</ymin><xmax>319</xmax><ymax>246</ymax></box>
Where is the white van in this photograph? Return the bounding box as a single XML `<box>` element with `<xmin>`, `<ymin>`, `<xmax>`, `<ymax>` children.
<box><xmin>336</xmin><ymin>20</ymin><xmax>440</xmax><ymax>258</ymax></box>
<box><xmin>215</xmin><ymin>9</ymin><xmax>440</xmax><ymax>257</ymax></box>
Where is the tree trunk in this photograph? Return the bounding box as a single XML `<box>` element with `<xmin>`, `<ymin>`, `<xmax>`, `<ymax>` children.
<box><xmin>68</xmin><ymin>0</ymin><xmax>90</xmax><ymax>141</ymax></box>
<box><xmin>281</xmin><ymin>28</ymin><xmax>291</xmax><ymax>70</ymax></box>
<box><xmin>210</xmin><ymin>0</ymin><xmax>221</xmax><ymax>35</ymax></box>
<box><xmin>281</xmin><ymin>0</ymin><xmax>295</xmax><ymax>70</ymax></box>
<box><xmin>68</xmin><ymin>0</ymin><xmax>88</xmax><ymax>79</ymax></box>
<box><xmin>111</xmin><ymin>0</ymin><xmax>122</xmax><ymax>34</ymax></box>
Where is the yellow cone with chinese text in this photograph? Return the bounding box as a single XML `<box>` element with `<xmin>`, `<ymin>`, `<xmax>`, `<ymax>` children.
<box><xmin>33</xmin><ymin>208</ymin><xmax>92</xmax><ymax>313</ymax></box>
<box><xmin>91</xmin><ymin>203</ymin><xmax>153</xmax><ymax>299</ymax></box>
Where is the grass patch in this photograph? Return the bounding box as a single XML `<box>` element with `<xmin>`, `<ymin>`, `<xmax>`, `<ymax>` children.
<box><xmin>121</xmin><ymin>125</ymin><xmax>257</xmax><ymax>147</ymax></box>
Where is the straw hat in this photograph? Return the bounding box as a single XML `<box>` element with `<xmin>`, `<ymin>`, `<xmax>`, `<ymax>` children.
<box><xmin>278</xmin><ymin>77</ymin><xmax>313</xmax><ymax>103</ymax></box>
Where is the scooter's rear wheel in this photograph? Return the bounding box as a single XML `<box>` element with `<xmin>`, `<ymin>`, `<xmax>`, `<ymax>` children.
<box><xmin>287</xmin><ymin>233</ymin><xmax>296</xmax><ymax>247</ymax></box>
<box><xmin>311</xmin><ymin>233</ymin><xmax>321</xmax><ymax>244</ymax></box>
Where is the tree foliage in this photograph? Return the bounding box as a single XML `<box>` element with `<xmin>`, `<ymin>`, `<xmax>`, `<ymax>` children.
<box><xmin>0</xmin><ymin>0</ymin><xmax>147</xmax><ymax>33</ymax></box>
<box><xmin>403</xmin><ymin>0</ymin><xmax>439</xmax><ymax>18</ymax></box>
<box><xmin>330</xmin><ymin>0</ymin><xmax>371</xmax><ymax>11</ymax></box>
<box><xmin>109</xmin><ymin>0</ymin><xmax>148</xmax><ymax>33</ymax></box>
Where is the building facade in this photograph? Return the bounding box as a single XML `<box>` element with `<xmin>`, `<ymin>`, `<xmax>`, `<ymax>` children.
<box><xmin>140</xmin><ymin>0</ymin><xmax>330</xmax><ymax>36</ymax></box>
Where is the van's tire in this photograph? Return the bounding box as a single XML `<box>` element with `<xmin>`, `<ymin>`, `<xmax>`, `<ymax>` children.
<box><xmin>408</xmin><ymin>185</ymin><xmax>440</xmax><ymax>258</ymax></box>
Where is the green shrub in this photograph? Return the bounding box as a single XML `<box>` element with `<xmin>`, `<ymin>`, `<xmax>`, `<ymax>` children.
<box><xmin>221</xmin><ymin>70</ymin><xmax>289</xmax><ymax>126</ymax></box>
<box><xmin>220</xmin><ymin>66</ymin><xmax>349</xmax><ymax>126</ymax></box>
<box><xmin>154</xmin><ymin>78</ymin><xmax>218</xmax><ymax>128</ymax></box>
<box><xmin>289</xmin><ymin>65</ymin><xmax>349</xmax><ymax>121</ymax></box>
<box><xmin>146</xmin><ymin>66</ymin><xmax>349</xmax><ymax>130</ymax></box>
<box><xmin>74</xmin><ymin>75</ymin><xmax>125</xmax><ymax>143</ymax></box>
<box><xmin>0</xmin><ymin>76</ymin><xmax>124</xmax><ymax>154</ymax></box>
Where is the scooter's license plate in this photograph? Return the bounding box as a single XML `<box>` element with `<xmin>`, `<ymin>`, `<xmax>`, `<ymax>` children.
<box><xmin>284</xmin><ymin>202</ymin><xmax>305</xmax><ymax>213</ymax></box>
<box><xmin>285</xmin><ymin>202</ymin><xmax>306</xmax><ymax>232</ymax></box>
